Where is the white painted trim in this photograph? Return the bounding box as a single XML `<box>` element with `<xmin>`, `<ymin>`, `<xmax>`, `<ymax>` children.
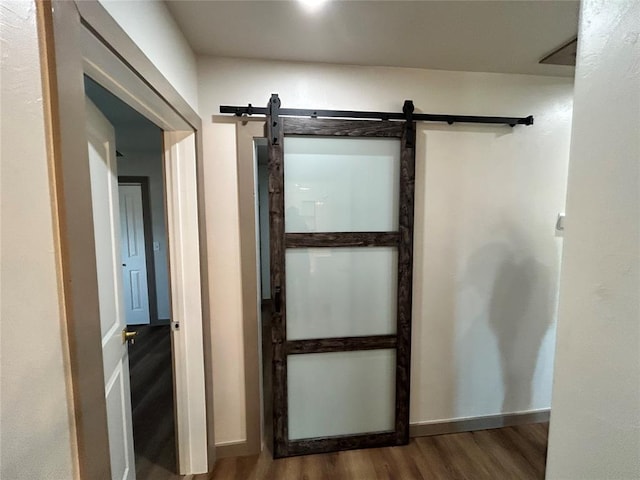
<box><xmin>164</xmin><ymin>131</ymin><xmax>208</xmax><ymax>474</ymax></box>
<box><xmin>80</xmin><ymin>25</ymin><xmax>190</xmax><ymax>132</ymax></box>
<box><xmin>410</xmin><ymin>409</ymin><xmax>550</xmax><ymax>438</ymax></box>
<box><xmin>215</xmin><ymin>440</ymin><xmax>248</xmax><ymax>448</ymax></box>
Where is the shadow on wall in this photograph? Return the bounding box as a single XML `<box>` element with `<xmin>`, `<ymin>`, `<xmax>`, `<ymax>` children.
<box><xmin>461</xmin><ymin>224</ymin><xmax>555</xmax><ymax>413</ymax></box>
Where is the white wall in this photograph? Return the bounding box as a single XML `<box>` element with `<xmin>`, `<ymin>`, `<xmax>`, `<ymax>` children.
<box><xmin>116</xmin><ymin>126</ymin><xmax>172</xmax><ymax>321</ymax></box>
<box><xmin>198</xmin><ymin>57</ymin><xmax>573</xmax><ymax>443</ymax></box>
<box><xmin>0</xmin><ymin>2</ymin><xmax>78</xmax><ymax>478</ymax></box>
<box><xmin>98</xmin><ymin>0</ymin><xmax>199</xmax><ymax>111</ymax></box>
<box><xmin>546</xmin><ymin>1</ymin><xmax>640</xmax><ymax>478</ymax></box>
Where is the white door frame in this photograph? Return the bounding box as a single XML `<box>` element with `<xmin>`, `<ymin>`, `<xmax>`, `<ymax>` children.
<box><xmin>42</xmin><ymin>1</ymin><xmax>214</xmax><ymax>476</ymax></box>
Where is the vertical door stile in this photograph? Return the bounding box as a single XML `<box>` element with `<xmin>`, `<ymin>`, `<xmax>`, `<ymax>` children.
<box><xmin>396</xmin><ymin>118</ymin><xmax>416</xmax><ymax>444</ymax></box>
<box><xmin>267</xmin><ymin>94</ymin><xmax>289</xmax><ymax>458</ymax></box>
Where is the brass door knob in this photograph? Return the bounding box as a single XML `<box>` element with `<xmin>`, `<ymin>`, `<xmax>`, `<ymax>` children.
<box><xmin>122</xmin><ymin>328</ymin><xmax>138</xmax><ymax>345</ymax></box>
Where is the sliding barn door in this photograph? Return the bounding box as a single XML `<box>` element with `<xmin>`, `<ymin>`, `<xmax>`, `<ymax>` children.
<box><xmin>268</xmin><ymin>115</ymin><xmax>415</xmax><ymax>458</ymax></box>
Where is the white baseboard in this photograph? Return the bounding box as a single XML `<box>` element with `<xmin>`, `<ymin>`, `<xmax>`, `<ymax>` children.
<box><xmin>410</xmin><ymin>409</ymin><xmax>550</xmax><ymax>438</ymax></box>
<box><xmin>214</xmin><ymin>409</ymin><xmax>551</xmax><ymax>458</ymax></box>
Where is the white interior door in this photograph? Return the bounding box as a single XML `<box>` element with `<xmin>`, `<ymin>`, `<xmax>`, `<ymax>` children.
<box><xmin>86</xmin><ymin>97</ymin><xmax>136</xmax><ymax>480</ymax></box>
<box><xmin>119</xmin><ymin>184</ymin><xmax>151</xmax><ymax>325</ymax></box>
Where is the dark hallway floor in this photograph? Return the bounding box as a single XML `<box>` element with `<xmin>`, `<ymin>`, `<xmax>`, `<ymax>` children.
<box><xmin>128</xmin><ymin>324</ymin><xmax>177</xmax><ymax>479</ymax></box>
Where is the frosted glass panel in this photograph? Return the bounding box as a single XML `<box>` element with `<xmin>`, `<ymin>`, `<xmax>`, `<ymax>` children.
<box><xmin>284</xmin><ymin>137</ymin><xmax>400</xmax><ymax>232</ymax></box>
<box><xmin>286</xmin><ymin>247</ymin><xmax>397</xmax><ymax>340</ymax></box>
<box><xmin>288</xmin><ymin>350</ymin><xmax>395</xmax><ymax>440</ymax></box>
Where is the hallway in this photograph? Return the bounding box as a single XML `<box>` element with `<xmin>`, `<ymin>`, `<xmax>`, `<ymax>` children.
<box><xmin>128</xmin><ymin>325</ymin><xmax>177</xmax><ymax>479</ymax></box>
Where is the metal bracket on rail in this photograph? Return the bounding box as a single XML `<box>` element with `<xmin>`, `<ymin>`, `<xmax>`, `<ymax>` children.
<box><xmin>267</xmin><ymin>94</ymin><xmax>281</xmax><ymax>145</ymax></box>
<box><xmin>403</xmin><ymin>100</ymin><xmax>415</xmax><ymax>148</ymax></box>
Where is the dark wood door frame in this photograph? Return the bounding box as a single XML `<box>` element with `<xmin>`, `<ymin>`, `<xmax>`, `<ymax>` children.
<box><xmin>118</xmin><ymin>176</ymin><xmax>159</xmax><ymax>324</ymax></box>
<box><xmin>268</xmin><ymin>116</ymin><xmax>416</xmax><ymax>458</ymax></box>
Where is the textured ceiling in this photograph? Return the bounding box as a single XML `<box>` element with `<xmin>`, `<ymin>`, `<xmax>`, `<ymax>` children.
<box><xmin>166</xmin><ymin>0</ymin><xmax>579</xmax><ymax>77</ymax></box>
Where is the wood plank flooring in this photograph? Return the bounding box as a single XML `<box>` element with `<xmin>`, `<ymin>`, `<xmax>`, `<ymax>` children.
<box><xmin>128</xmin><ymin>324</ymin><xmax>177</xmax><ymax>480</ymax></box>
<box><xmin>127</xmin><ymin>321</ymin><xmax>549</xmax><ymax>480</ymax></box>
<box><xmin>198</xmin><ymin>422</ymin><xmax>548</xmax><ymax>480</ymax></box>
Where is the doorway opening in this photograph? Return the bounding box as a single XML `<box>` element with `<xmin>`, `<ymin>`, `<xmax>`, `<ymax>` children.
<box><xmin>85</xmin><ymin>75</ymin><xmax>177</xmax><ymax>478</ymax></box>
<box><xmin>46</xmin><ymin>3</ymin><xmax>210</xmax><ymax>476</ymax></box>
<box><xmin>254</xmin><ymin>138</ymin><xmax>273</xmax><ymax>453</ymax></box>
<box><xmin>256</xmin><ymin>138</ymin><xmax>271</xmax><ymax>311</ymax></box>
